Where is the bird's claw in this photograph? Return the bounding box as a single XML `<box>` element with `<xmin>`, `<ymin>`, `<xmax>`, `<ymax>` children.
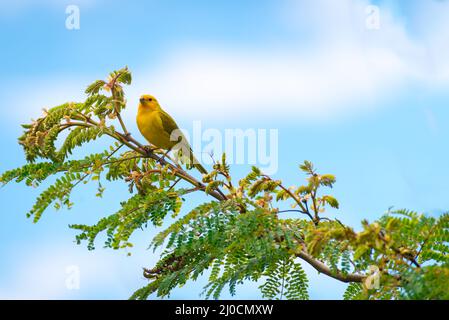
<box><xmin>142</xmin><ymin>145</ymin><xmax>157</xmax><ymax>154</ymax></box>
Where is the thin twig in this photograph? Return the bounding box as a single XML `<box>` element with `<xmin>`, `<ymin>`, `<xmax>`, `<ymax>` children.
<box><xmin>168</xmin><ymin>177</ymin><xmax>182</xmax><ymax>191</ymax></box>
<box><xmin>109</xmin><ymin>71</ymin><xmax>129</xmax><ymax>136</ymax></box>
<box><xmin>277</xmin><ymin>209</ymin><xmax>314</xmax><ymax>219</ymax></box>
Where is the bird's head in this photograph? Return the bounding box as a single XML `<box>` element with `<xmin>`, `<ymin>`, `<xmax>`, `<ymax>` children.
<box><xmin>139</xmin><ymin>94</ymin><xmax>160</xmax><ymax>111</ymax></box>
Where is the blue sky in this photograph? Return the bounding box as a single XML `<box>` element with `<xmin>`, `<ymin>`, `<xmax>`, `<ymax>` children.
<box><xmin>1</xmin><ymin>0</ymin><xmax>449</xmax><ymax>299</ymax></box>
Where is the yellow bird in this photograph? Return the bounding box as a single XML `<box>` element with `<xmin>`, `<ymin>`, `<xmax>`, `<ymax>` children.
<box><xmin>136</xmin><ymin>94</ymin><xmax>207</xmax><ymax>174</ymax></box>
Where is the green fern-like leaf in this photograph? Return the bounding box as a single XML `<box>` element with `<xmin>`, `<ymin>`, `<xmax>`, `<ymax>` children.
<box><xmin>57</xmin><ymin>126</ymin><xmax>104</xmax><ymax>162</ymax></box>
<box><xmin>343</xmin><ymin>282</ymin><xmax>363</xmax><ymax>300</ymax></box>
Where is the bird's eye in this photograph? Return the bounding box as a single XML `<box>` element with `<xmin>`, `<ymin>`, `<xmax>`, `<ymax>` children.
<box><xmin>148</xmin><ymin>98</ymin><xmax>153</xmax><ymax>101</ymax></box>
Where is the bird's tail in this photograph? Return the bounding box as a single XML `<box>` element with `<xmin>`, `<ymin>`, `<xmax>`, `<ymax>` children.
<box><xmin>191</xmin><ymin>153</ymin><xmax>208</xmax><ymax>175</ymax></box>
<box><xmin>188</xmin><ymin>148</ymin><xmax>208</xmax><ymax>175</ymax></box>
<box><xmin>174</xmin><ymin>144</ymin><xmax>208</xmax><ymax>175</ymax></box>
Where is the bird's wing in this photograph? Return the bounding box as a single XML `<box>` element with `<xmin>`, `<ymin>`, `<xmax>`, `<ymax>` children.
<box><xmin>159</xmin><ymin>110</ymin><xmax>180</xmax><ymax>137</ymax></box>
<box><xmin>158</xmin><ymin>111</ymin><xmax>207</xmax><ymax>174</ymax></box>
<box><xmin>158</xmin><ymin>110</ymin><xmax>190</xmax><ymax>149</ymax></box>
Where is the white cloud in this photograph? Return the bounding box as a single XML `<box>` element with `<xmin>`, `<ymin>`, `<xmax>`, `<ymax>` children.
<box><xmin>0</xmin><ymin>243</ymin><xmax>152</xmax><ymax>299</ymax></box>
<box><xmin>1</xmin><ymin>77</ymin><xmax>89</xmax><ymax>123</ymax></box>
<box><xmin>5</xmin><ymin>0</ymin><xmax>449</xmax><ymax>125</ymax></box>
<box><xmin>124</xmin><ymin>46</ymin><xmax>408</xmax><ymax>122</ymax></box>
<box><xmin>120</xmin><ymin>0</ymin><xmax>449</xmax><ymax>122</ymax></box>
<box><xmin>408</xmin><ymin>0</ymin><xmax>449</xmax><ymax>84</ymax></box>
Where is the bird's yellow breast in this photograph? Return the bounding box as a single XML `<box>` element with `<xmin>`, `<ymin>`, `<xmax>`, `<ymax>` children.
<box><xmin>136</xmin><ymin>107</ymin><xmax>173</xmax><ymax>149</ymax></box>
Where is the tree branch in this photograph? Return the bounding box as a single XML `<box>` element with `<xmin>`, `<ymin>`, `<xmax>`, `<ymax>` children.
<box><xmin>109</xmin><ymin>71</ymin><xmax>129</xmax><ymax>137</ymax></box>
<box><xmin>61</xmin><ymin>114</ymin><xmax>366</xmax><ymax>287</ymax></box>
<box><xmin>295</xmin><ymin>249</ymin><xmax>365</xmax><ymax>283</ymax></box>
<box><xmin>61</xmin><ymin>109</ymin><xmax>226</xmax><ymax>201</ymax></box>
<box><xmin>277</xmin><ymin>184</ymin><xmax>314</xmax><ymax>222</ymax></box>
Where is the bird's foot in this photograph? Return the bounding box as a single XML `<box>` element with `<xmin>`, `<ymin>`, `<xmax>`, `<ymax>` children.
<box><xmin>142</xmin><ymin>145</ymin><xmax>159</xmax><ymax>155</ymax></box>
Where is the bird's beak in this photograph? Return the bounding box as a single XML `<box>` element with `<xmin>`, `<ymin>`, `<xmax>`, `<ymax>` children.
<box><xmin>139</xmin><ymin>98</ymin><xmax>144</xmax><ymax>104</ymax></box>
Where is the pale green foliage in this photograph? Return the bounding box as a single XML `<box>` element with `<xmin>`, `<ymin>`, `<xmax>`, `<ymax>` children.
<box><xmin>70</xmin><ymin>189</ymin><xmax>183</xmax><ymax>250</ymax></box>
<box><xmin>259</xmin><ymin>258</ymin><xmax>309</xmax><ymax>300</ymax></box>
<box><xmin>2</xmin><ymin>68</ymin><xmax>448</xmax><ymax>300</ymax></box>
<box><xmin>343</xmin><ymin>283</ymin><xmax>363</xmax><ymax>300</ymax></box>
<box><xmin>400</xmin><ymin>265</ymin><xmax>449</xmax><ymax>299</ymax></box>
